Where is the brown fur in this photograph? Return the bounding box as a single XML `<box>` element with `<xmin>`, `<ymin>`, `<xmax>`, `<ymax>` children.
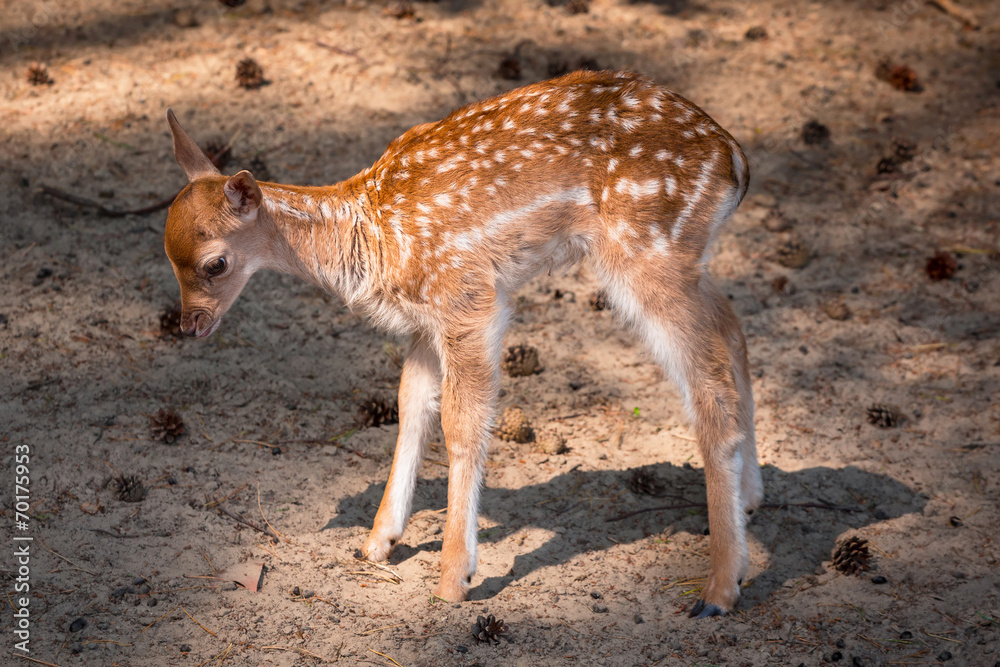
<box><xmin>163</xmin><ymin>70</ymin><xmax>761</xmax><ymax>616</ymax></box>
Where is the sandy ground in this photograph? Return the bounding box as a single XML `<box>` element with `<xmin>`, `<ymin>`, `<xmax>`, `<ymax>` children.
<box><xmin>2</xmin><ymin>0</ymin><xmax>1000</xmax><ymax>665</ymax></box>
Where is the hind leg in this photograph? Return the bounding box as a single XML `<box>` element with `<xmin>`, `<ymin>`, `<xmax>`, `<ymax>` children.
<box><xmin>605</xmin><ymin>266</ymin><xmax>757</xmax><ymax>617</ymax></box>
<box><xmin>724</xmin><ymin>297</ymin><xmax>763</xmax><ymax>517</ymax></box>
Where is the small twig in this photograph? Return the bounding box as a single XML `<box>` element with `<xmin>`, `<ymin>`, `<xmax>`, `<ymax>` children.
<box><xmin>39</xmin><ymin>185</ymin><xmax>178</xmax><ymax>217</ymax></box>
<box><xmin>358</xmin><ymin>623</ymin><xmax>406</xmax><ymax>636</ymax></box>
<box><xmin>180</xmin><ymin>605</ymin><xmax>216</xmax><ymax>637</ymax></box>
<box><xmin>141</xmin><ymin>605</ymin><xmax>180</xmax><ymax>633</ymax></box>
<box><xmin>38</xmin><ymin>146</ymin><xmax>230</xmax><ymax>217</ymax></box>
<box><xmin>37</xmin><ymin>536</ymin><xmax>97</xmax><ymax>575</ymax></box>
<box><xmin>88</xmin><ymin>529</ymin><xmax>139</xmax><ymax>539</ymax></box>
<box><xmin>606</xmin><ymin>500</ymin><xmax>863</xmax><ymax>522</ymax></box>
<box><xmin>23</xmin><ymin>378</ymin><xmax>58</xmax><ymax>392</ymax></box>
<box><xmin>262</xmin><ymin>645</ymin><xmax>327</xmax><ymax>661</ymax></box>
<box><xmin>257</xmin><ymin>482</ymin><xmax>285</xmax><ymax>541</ymax></box>
<box><xmin>12</xmin><ymin>655</ymin><xmax>64</xmax><ymax>667</ymax></box>
<box><xmin>193</xmin><ymin>643</ymin><xmax>233</xmax><ymax>667</ymax></box>
<box><xmin>368</xmin><ymin>648</ymin><xmax>403</xmax><ymax>667</ymax></box>
<box><xmin>216</xmin><ymin>506</ymin><xmax>280</xmax><ymax>542</ymax></box>
<box><xmin>928</xmin><ymin>0</ymin><xmax>979</xmax><ymax>28</ymax></box>
<box><xmin>204</xmin><ymin>483</ymin><xmax>249</xmax><ymax>509</ymax></box>
<box><xmin>315</xmin><ymin>41</ymin><xmax>365</xmax><ymax>62</ymax></box>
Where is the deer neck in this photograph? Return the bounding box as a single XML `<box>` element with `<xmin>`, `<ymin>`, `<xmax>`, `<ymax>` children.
<box><xmin>258</xmin><ymin>179</ymin><xmax>378</xmax><ymax>304</ymax></box>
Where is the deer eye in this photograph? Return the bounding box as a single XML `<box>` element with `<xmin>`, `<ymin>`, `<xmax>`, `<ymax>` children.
<box><xmin>205</xmin><ymin>257</ymin><xmax>227</xmax><ymax>277</ymax></box>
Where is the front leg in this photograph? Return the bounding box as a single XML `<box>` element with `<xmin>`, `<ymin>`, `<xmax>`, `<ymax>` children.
<box><xmin>363</xmin><ymin>334</ymin><xmax>441</xmax><ymax>562</ymax></box>
<box><xmin>434</xmin><ymin>317</ymin><xmax>505</xmax><ymax>602</ymax></box>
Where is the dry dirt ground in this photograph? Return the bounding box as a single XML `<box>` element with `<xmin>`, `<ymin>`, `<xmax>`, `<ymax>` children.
<box><xmin>2</xmin><ymin>0</ymin><xmax>1000</xmax><ymax>665</ymax></box>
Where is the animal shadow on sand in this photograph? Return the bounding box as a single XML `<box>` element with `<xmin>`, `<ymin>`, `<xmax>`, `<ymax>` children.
<box><xmin>329</xmin><ymin>463</ymin><xmax>926</xmax><ymax>606</ymax></box>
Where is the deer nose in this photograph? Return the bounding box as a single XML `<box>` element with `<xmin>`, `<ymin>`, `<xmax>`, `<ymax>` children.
<box><xmin>180</xmin><ymin>311</ymin><xmax>204</xmax><ymax>336</ymax></box>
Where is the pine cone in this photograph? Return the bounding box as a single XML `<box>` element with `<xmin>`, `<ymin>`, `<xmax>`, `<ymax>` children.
<box><xmin>546</xmin><ymin>0</ymin><xmax>589</xmax><ymax>14</ymax></box>
<box><xmin>775</xmin><ymin>235</ymin><xmax>811</xmax><ymax>269</ymax></box>
<box><xmin>150</xmin><ymin>408</ymin><xmax>185</xmax><ymax>443</ymax></box>
<box><xmin>236</xmin><ymin>58</ymin><xmax>265</xmax><ymax>89</ymax></box>
<box><xmin>801</xmin><ymin>120</ymin><xmax>830</xmax><ymax>146</ymax></box>
<box><xmin>115</xmin><ymin>475</ymin><xmax>146</xmax><ymax>503</ymax></box>
<box><xmin>496</xmin><ymin>407</ymin><xmax>533</xmax><ymax>443</ymax></box>
<box><xmin>472</xmin><ymin>614</ymin><xmax>507</xmax><ymax>644</ymax></box>
<box><xmin>26</xmin><ymin>62</ymin><xmax>53</xmax><ymax>86</ymax></box>
<box><xmin>832</xmin><ymin>536</ymin><xmax>872</xmax><ymax>576</ymax></box>
<box><xmin>876</xmin><ymin>156</ymin><xmax>897</xmax><ymax>174</ymax></box>
<box><xmin>248</xmin><ymin>154</ymin><xmax>273</xmax><ymax>182</ymax></box>
<box><xmin>202</xmin><ymin>138</ymin><xmax>232</xmax><ymax>170</ymax></box>
<box><xmin>159</xmin><ymin>303</ymin><xmax>182</xmax><ymax>339</ymax></box>
<box><xmin>383</xmin><ymin>1</ymin><xmax>415</xmax><ymax>19</ymax></box>
<box><xmin>588</xmin><ymin>290</ymin><xmax>608</xmax><ymax>311</ymax></box>
<box><xmin>866</xmin><ymin>404</ymin><xmax>903</xmax><ymax>429</ymax></box>
<box><xmin>537</xmin><ymin>430</ymin><xmax>567</xmax><ymax>455</ymax></box>
<box><xmin>628</xmin><ymin>469</ymin><xmax>667</xmax><ymax>497</ymax></box>
<box><xmin>892</xmin><ymin>138</ymin><xmax>917</xmax><ymax>162</ymax></box>
<box><xmin>925</xmin><ymin>251</ymin><xmax>957</xmax><ymax>281</ymax></box>
<box><xmin>875</xmin><ymin>59</ymin><xmax>921</xmax><ymax>92</ymax></box>
<box><xmin>497</xmin><ymin>57</ymin><xmax>521</xmax><ymax>81</ymax></box>
<box><xmin>357</xmin><ymin>396</ymin><xmax>399</xmax><ymax>428</ymax></box>
<box><xmin>501</xmin><ymin>345</ymin><xmax>539</xmax><ymax>377</ymax></box>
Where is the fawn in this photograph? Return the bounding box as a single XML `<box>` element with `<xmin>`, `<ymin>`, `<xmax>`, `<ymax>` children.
<box><xmin>164</xmin><ymin>70</ymin><xmax>763</xmax><ymax>617</ymax></box>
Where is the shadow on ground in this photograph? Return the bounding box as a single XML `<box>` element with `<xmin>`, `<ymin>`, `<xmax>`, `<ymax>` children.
<box><xmin>330</xmin><ymin>463</ymin><xmax>926</xmax><ymax>606</ymax></box>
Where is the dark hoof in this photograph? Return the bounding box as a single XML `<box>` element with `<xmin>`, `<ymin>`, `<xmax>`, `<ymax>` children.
<box><xmin>689</xmin><ymin>599</ymin><xmax>726</xmax><ymax>618</ymax></box>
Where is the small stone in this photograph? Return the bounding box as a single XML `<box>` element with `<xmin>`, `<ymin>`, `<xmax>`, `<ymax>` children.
<box><xmin>938</xmin><ymin>651</ymin><xmax>952</xmax><ymax>662</ymax></box>
<box><xmin>745</xmin><ymin>26</ymin><xmax>768</xmax><ymax>41</ymax></box>
<box><xmin>823</xmin><ymin>299</ymin><xmax>851</xmax><ymax>321</ymax></box>
<box><xmin>952</xmin><ymin>571</ymin><xmax>965</xmax><ymax>579</ymax></box>
<box><xmin>899</xmin><ymin>631</ymin><xmax>913</xmax><ymax>640</ymax></box>
<box><xmin>179</xmin><ymin>644</ymin><xmax>192</xmax><ymax>654</ymax></box>
<box><xmin>592</xmin><ymin>604</ymin><xmax>608</xmax><ymax>613</ymax></box>
<box><xmin>874</xmin><ymin>509</ymin><xmax>889</xmax><ymax>520</ymax></box>
<box><xmin>147</xmin><ymin>598</ymin><xmax>158</xmax><ymax>607</ymax></box>
<box><xmin>871</xmin><ymin>575</ymin><xmax>887</xmax><ymax>584</ymax></box>
<box><xmin>590</xmin><ymin>591</ymin><xmax>603</xmax><ymax>599</ymax></box>
<box><xmin>303</xmin><ymin>589</ymin><xmax>315</xmax><ymax>598</ymax></box>
<box><xmin>292</xmin><ymin>586</ymin><xmax>301</xmax><ymax>596</ymax></box>
<box><xmin>173</xmin><ymin>8</ymin><xmax>199</xmax><ymax>27</ymax></box>
<box><xmin>949</xmin><ymin>516</ymin><xmax>963</xmax><ymax>527</ymax></box>
<box><xmin>271</xmin><ymin>446</ymin><xmax>282</xmax><ymax>455</ymax></box>
<box><xmin>830</xmin><ymin>652</ymin><xmax>843</xmax><ymax>662</ymax></box>
<box><xmin>836</xmin><ymin>638</ymin><xmax>845</xmax><ymax>648</ymax></box>
<box><xmin>634</xmin><ymin>614</ymin><xmax>644</xmax><ymax>624</ymax></box>
<box><xmin>68</xmin><ymin>617</ymin><xmax>87</xmax><ymax>633</ymax></box>
<box><xmin>132</xmin><ymin>576</ymin><xmax>148</xmax><ymax>586</ymax></box>
<box><xmin>772</xmin><ymin>275</ymin><xmax>795</xmax><ymax>296</ymax></box>
<box><xmin>456</xmin><ymin>645</ymin><xmax>468</xmax><ymax>653</ymax></box>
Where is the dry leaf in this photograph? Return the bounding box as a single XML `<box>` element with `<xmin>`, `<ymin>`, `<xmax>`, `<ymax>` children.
<box><xmin>212</xmin><ymin>562</ymin><xmax>264</xmax><ymax>592</ymax></box>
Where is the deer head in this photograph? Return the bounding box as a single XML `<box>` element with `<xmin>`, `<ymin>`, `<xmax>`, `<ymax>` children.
<box><xmin>164</xmin><ymin>109</ymin><xmax>264</xmax><ymax>337</ymax></box>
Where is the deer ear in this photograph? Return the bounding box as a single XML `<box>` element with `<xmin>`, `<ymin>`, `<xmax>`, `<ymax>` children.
<box><xmin>166</xmin><ymin>108</ymin><xmax>220</xmax><ymax>182</ymax></box>
<box><xmin>223</xmin><ymin>171</ymin><xmax>262</xmax><ymax>220</ymax></box>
